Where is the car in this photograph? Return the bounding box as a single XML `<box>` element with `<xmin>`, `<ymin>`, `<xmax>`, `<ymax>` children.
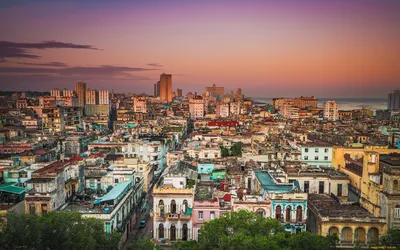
<box><xmin>139</xmin><ymin>220</ymin><xmax>146</xmax><ymax>228</ymax></box>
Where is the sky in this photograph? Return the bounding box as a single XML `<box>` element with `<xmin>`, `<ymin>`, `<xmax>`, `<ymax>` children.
<box><xmin>0</xmin><ymin>0</ymin><xmax>399</xmax><ymax>97</ymax></box>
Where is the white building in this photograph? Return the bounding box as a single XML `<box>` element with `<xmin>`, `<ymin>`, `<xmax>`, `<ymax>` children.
<box><xmin>62</xmin><ymin>88</ymin><xmax>74</xmax><ymax>97</ymax></box>
<box><xmin>98</xmin><ymin>90</ymin><xmax>109</xmax><ymax>105</ymax></box>
<box><xmin>153</xmin><ymin>162</ymin><xmax>196</xmax><ymax>243</ymax></box>
<box><xmin>189</xmin><ymin>96</ymin><xmax>204</xmax><ymax>120</ymax></box>
<box><xmin>133</xmin><ymin>96</ymin><xmax>147</xmax><ymax>113</ymax></box>
<box><xmin>323</xmin><ymin>100</ymin><xmax>338</xmax><ymax>121</ymax></box>
<box><xmin>300</xmin><ymin>140</ymin><xmax>333</xmax><ymax>167</ymax></box>
<box><xmin>50</xmin><ymin>88</ymin><xmax>61</xmax><ymax>97</ymax></box>
<box><xmin>86</xmin><ymin>89</ymin><xmax>97</xmax><ymax>105</ymax></box>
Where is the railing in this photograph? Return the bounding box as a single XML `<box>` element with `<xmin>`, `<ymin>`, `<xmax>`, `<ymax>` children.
<box><xmin>180</xmin><ymin>214</ymin><xmax>191</xmax><ymax>220</ymax></box>
<box><xmin>167</xmin><ymin>213</ymin><xmax>179</xmax><ymax>220</ymax></box>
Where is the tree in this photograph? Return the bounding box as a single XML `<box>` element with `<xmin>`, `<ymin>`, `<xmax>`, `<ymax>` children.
<box><xmin>0</xmin><ymin>212</ymin><xmax>121</xmax><ymax>250</ymax></box>
<box><xmin>174</xmin><ymin>210</ymin><xmax>336</xmax><ymax>250</ymax></box>
<box><xmin>130</xmin><ymin>238</ymin><xmax>160</xmax><ymax>250</ymax></box>
<box><xmin>220</xmin><ymin>146</ymin><xmax>230</xmax><ymax>157</ymax></box>
<box><xmin>230</xmin><ymin>142</ymin><xmax>243</xmax><ymax>156</ymax></box>
<box><xmin>380</xmin><ymin>229</ymin><xmax>400</xmax><ymax>247</ymax></box>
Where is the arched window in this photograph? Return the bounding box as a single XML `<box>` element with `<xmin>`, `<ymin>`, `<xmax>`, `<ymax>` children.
<box><xmin>182</xmin><ymin>224</ymin><xmax>188</xmax><ymax>241</ymax></box>
<box><xmin>170</xmin><ymin>224</ymin><xmax>176</xmax><ymax>241</ymax></box>
<box><xmin>368</xmin><ymin>227</ymin><xmax>379</xmax><ymax>243</ymax></box>
<box><xmin>183</xmin><ymin>199</ymin><xmax>188</xmax><ymax>213</ymax></box>
<box><xmin>275</xmin><ymin>205</ymin><xmax>282</xmax><ymax>220</ymax></box>
<box><xmin>296</xmin><ymin>206</ymin><xmax>303</xmax><ymax>222</ymax></box>
<box><xmin>171</xmin><ymin>200</ymin><xmax>177</xmax><ymax>214</ymax></box>
<box><xmin>158</xmin><ymin>223</ymin><xmax>164</xmax><ymax>239</ymax></box>
<box><xmin>394</xmin><ymin>180</ymin><xmax>399</xmax><ymax>193</ymax></box>
<box><xmin>256</xmin><ymin>208</ymin><xmax>265</xmax><ymax>217</ymax></box>
<box><xmin>341</xmin><ymin>227</ymin><xmax>353</xmax><ymax>243</ymax></box>
<box><xmin>355</xmin><ymin>227</ymin><xmax>366</xmax><ymax>244</ymax></box>
<box><xmin>328</xmin><ymin>227</ymin><xmax>339</xmax><ymax>237</ymax></box>
<box><xmin>286</xmin><ymin>205</ymin><xmax>291</xmax><ymax>222</ymax></box>
<box><xmin>159</xmin><ymin>200</ymin><xmax>164</xmax><ymax>217</ymax></box>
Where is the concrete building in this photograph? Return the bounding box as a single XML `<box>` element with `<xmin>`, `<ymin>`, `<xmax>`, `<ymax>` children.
<box><xmin>50</xmin><ymin>88</ymin><xmax>61</xmax><ymax>97</ymax></box>
<box><xmin>153</xmin><ymin>162</ymin><xmax>196</xmax><ymax>243</ymax></box>
<box><xmin>376</xmin><ymin>109</ymin><xmax>392</xmax><ymax>120</ymax></box>
<box><xmin>86</xmin><ymin>89</ymin><xmax>97</xmax><ymax>105</ymax></box>
<box><xmin>204</xmin><ymin>83</ymin><xmax>224</xmax><ymax>97</ymax></box>
<box><xmin>98</xmin><ymin>90</ymin><xmax>109</xmax><ymax>105</ymax></box>
<box><xmin>388</xmin><ymin>90</ymin><xmax>400</xmax><ymax>110</ymax></box>
<box><xmin>189</xmin><ymin>96</ymin><xmax>204</xmax><ymax>120</ymax></box>
<box><xmin>301</xmin><ymin>140</ymin><xmax>333</xmax><ymax>168</ymax></box>
<box><xmin>324</xmin><ymin>100</ymin><xmax>338</xmax><ymax>121</ymax></box>
<box><xmin>75</xmin><ymin>82</ymin><xmax>86</xmax><ymax>107</ymax></box>
<box><xmin>154</xmin><ymin>81</ymin><xmax>160</xmax><ymax>97</ymax></box>
<box><xmin>133</xmin><ymin>96</ymin><xmax>147</xmax><ymax>113</ymax></box>
<box><xmin>62</xmin><ymin>88</ymin><xmax>74</xmax><ymax>97</ymax></box>
<box><xmin>160</xmin><ymin>73</ymin><xmax>172</xmax><ymax>103</ymax></box>
<box><xmin>308</xmin><ymin>194</ymin><xmax>385</xmax><ymax>247</ymax></box>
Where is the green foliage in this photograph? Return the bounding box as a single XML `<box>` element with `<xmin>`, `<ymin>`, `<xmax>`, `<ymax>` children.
<box><xmin>230</xmin><ymin>142</ymin><xmax>243</xmax><ymax>156</ymax></box>
<box><xmin>381</xmin><ymin>229</ymin><xmax>400</xmax><ymax>246</ymax></box>
<box><xmin>130</xmin><ymin>238</ymin><xmax>160</xmax><ymax>250</ymax></box>
<box><xmin>220</xmin><ymin>146</ymin><xmax>230</xmax><ymax>157</ymax></box>
<box><xmin>187</xmin><ymin>179</ymin><xmax>196</xmax><ymax>189</ymax></box>
<box><xmin>0</xmin><ymin>212</ymin><xmax>121</xmax><ymax>250</ymax></box>
<box><xmin>174</xmin><ymin>210</ymin><xmax>336</xmax><ymax>250</ymax></box>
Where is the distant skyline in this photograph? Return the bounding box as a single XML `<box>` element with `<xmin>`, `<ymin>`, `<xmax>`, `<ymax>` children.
<box><xmin>1</xmin><ymin>0</ymin><xmax>399</xmax><ymax>97</ymax></box>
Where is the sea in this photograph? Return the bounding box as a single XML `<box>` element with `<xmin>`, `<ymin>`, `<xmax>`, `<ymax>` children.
<box><xmin>252</xmin><ymin>97</ymin><xmax>387</xmax><ymax>111</ymax></box>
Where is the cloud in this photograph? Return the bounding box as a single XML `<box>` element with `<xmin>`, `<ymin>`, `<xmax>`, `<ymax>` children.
<box><xmin>17</xmin><ymin>61</ymin><xmax>68</xmax><ymax>67</ymax></box>
<box><xmin>0</xmin><ymin>41</ymin><xmax>102</xmax><ymax>61</ymax></box>
<box><xmin>147</xmin><ymin>63</ymin><xmax>163</xmax><ymax>67</ymax></box>
<box><xmin>0</xmin><ymin>65</ymin><xmax>154</xmax><ymax>76</ymax></box>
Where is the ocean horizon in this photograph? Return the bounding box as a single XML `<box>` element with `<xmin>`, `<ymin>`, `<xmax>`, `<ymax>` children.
<box><xmin>251</xmin><ymin>97</ymin><xmax>388</xmax><ymax>111</ymax></box>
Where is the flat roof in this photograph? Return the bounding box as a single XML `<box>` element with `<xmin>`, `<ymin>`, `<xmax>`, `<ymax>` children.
<box><xmin>254</xmin><ymin>169</ymin><xmax>294</xmax><ymax>193</ymax></box>
<box><xmin>308</xmin><ymin>193</ymin><xmax>375</xmax><ymax>218</ymax></box>
<box><xmin>0</xmin><ymin>182</ymin><xmax>25</xmax><ymax>194</ymax></box>
<box><xmin>93</xmin><ymin>181</ymin><xmax>131</xmax><ymax>205</ymax></box>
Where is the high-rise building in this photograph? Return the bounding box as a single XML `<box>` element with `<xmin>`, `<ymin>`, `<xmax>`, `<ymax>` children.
<box><xmin>205</xmin><ymin>83</ymin><xmax>224</xmax><ymax>97</ymax></box>
<box><xmin>159</xmin><ymin>74</ymin><xmax>172</xmax><ymax>102</ymax></box>
<box><xmin>50</xmin><ymin>88</ymin><xmax>61</xmax><ymax>97</ymax></box>
<box><xmin>323</xmin><ymin>101</ymin><xmax>338</xmax><ymax>121</ymax></box>
<box><xmin>75</xmin><ymin>82</ymin><xmax>86</xmax><ymax>107</ymax></box>
<box><xmin>62</xmin><ymin>88</ymin><xmax>74</xmax><ymax>97</ymax></box>
<box><xmin>388</xmin><ymin>90</ymin><xmax>400</xmax><ymax>110</ymax></box>
<box><xmin>154</xmin><ymin>81</ymin><xmax>160</xmax><ymax>97</ymax></box>
<box><xmin>98</xmin><ymin>90</ymin><xmax>109</xmax><ymax>105</ymax></box>
<box><xmin>189</xmin><ymin>96</ymin><xmax>204</xmax><ymax>120</ymax></box>
<box><xmin>85</xmin><ymin>89</ymin><xmax>97</xmax><ymax>105</ymax></box>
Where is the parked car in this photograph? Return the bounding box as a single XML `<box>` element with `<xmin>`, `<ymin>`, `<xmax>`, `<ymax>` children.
<box><xmin>139</xmin><ymin>220</ymin><xmax>146</xmax><ymax>228</ymax></box>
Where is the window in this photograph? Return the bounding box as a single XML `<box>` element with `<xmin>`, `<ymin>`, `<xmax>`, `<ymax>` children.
<box><xmin>256</xmin><ymin>209</ymin><xmax>264</xmax><ymax>217</ymax></box>
<box><xmin>395</xmin><ymin>206</ymin><xmax>400</xmax><ymax>218</ymax></box>
<box><xmin>304</xmin><ymin>181</ymin><xmax>309</xmax><ymax>193</ymax></box>
<box><xmin>286</xmin><ymin>206</ymin><xmax>291</xmax><ymax>222</ymax></box>
<box><xmin>305</xmin><ymin>148</ymin><xmax>309</xmax><ymax>153</ymax></box>
<box><xmin>41</xmin><ymin>204</ymin><xmax>48</xmax><ymax>214</ymax></box>
<box><xmin>324</xmin><ymin>156</ymin><xmax>328</xmax><ymax>161</ymax></box>
<box><xmin>394</xmin><ymin>180</ymin><xmax>399</xmax><ymax>193</ymax></box>
<box><xmin>337</xmin><ymin>184</ymin><xmax>343</xmax><ymax>196</ymax></box>
<box><xmin>324</xmin><ymin>148</ymin><xmax>328</xmax><ymax>153</ymax></box>
<box><xmin>319</xmin><ymin>181</ymin><xmax>325</xmax><ymax>194</ymax></box>
<box><xmin>158</xmin><ymin>223</ymin><xmax>164</xmax><ymax>239</ymax></box>
<box><xmin>315</xmin><ymin>156</ymin><xmax>319</xmax><ymax>160</ymax></box>
<box><xmin>198</xmin><ymin>211</ymin><xmax>204</xmax><ymax>220</ymax></box>
<box><xmin>296</xmin><ymin>206</ymin><xmax>303</xmax><ymax>222</ymax></box>
<box><xmin>171</xmin><ymin>200</ymin><xmax>177</xmax><ymax>214</ymax></box>
<box><xmin>315</xmin><ymin>148</ymin><xmax>319</xmax><ymax>153</ymax></box>
<box><xmin>304</xmin><ymin>156</ymin><xmax>308</xmax><ymax>160</ymax></box>
<box><xmin>29</xmin><ymin>204</ymin><xmax>36</xmax><ymax>214</ymax></box>
<box><xmin>210</xmin><ymin>211</ymin><xmax>215</xmax><ymax>220</ymax></box>
<box><xmin>114</xmin><ymin>178</ymin><xmax>119</xmax><ymax>184</ymax></box>
<box><xmin>275</xmin><ymin>205</ymin><xmax>282</xmax><ymax>220</ymax></box>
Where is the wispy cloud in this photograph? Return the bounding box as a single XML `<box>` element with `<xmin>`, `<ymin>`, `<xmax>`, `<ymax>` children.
<box><xmin>147</xmin><ymin>63</ymin><xmax>163</xmax><ymax>67</ymax></box>
<box><xmin>17</xmin><ymin>61</ymin><xmax>68</xmax><ymax>67</ymax></box>
<box><xmin>0</xmin><ymin>41</ymin><xmax>102</xmax><ymax>61</ymax></box>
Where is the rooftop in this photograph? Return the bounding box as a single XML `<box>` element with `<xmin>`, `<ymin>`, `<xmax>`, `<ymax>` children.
<box><xmin>253</xmin><ymin>169</ymin><xmax>294</xmax><ymax>194</ymax></box>
<box><xmin>308</xmin><ymin>193</ymin><xmax>380</xmax><ymax>219</ymax></box>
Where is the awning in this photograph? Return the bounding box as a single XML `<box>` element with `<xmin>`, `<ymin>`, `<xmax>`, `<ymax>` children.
<box><xmin>0</xmin><ymin>183</ymin><xmax>25</xmax><ymax>195</ymax></box>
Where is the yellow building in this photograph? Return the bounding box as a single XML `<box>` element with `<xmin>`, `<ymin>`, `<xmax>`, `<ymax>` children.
<box><xmin>308</xmin><ymin>194</ymin><xmax>385</xmax><ymax>247</ymax></box>
<box><xmin>332</xmin><ymin>146</ymin><xmax>400</xmax><ymax>223</ymax></box>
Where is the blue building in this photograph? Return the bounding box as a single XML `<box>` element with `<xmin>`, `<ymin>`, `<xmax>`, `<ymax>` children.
<box><xmin>253</xmin><ymin>169</ymin><xmax>307</xmax><ymax>234</ymax></box>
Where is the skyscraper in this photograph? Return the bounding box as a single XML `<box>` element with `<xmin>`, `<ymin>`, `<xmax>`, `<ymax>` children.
<box><xmin>154</xmin><ymin>81</ymin><xmax>160</xmax><ymax>97</ymax></box>
<box><xmin>159</xmin><ymin>73</ymin><xmax>172</xmax><ymax>102</ymax></box>
<box><xmin>75</xmin><ymin>82</ymin><xmax>86</xmax><ymax>107</ymax></box>
<box><xmin>388</xmin><ymin>90</ymin><xmax>400</xmax><ymax>110</ymax></box>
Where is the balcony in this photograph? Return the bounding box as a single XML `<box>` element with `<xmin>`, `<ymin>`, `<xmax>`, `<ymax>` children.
<box><xmin>167</xmin><ymin>213</ymin><xmax>179</xmax><ymax>220</ymax></box>
<box><xmin>179</xmin><ymin>214</ymin><xmax>191</xmax><ymax>220</ymax></box>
